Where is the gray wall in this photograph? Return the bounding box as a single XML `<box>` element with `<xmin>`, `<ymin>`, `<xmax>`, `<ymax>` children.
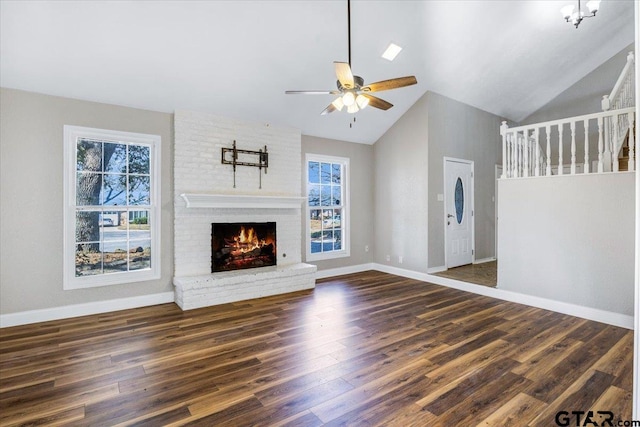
<box><xmin>521</xmin><ymin>43</ymin><xmax>634</xmax><ymax>125</ymax></box>
<box><xmin>519</xmin><ymin>44</ymin><xmax>635</xmax><ymax>167</ymax></box>
<box><xmin>301</xmin><ymin>135</ymin><xmax>374</xmax><ymax>270</ymax></box>
<box><xmin>373</xmin><ymin>94</ymin><xmax>430</xmax><ymax>272</ymax></box>
<box><xmin>427</xmin><ymin>92</ymin><xmax>503</xmax><ymax>268</ymax></box>
<box><xmin>0</xmin><ymin>88</ymin><xmax>174</xmax><ymax>314</ymax></box>
<box><xmin>497</xmin><ymin>173</ymin><xmax>634</xmax><ymax>316</ymax></box>
<box><xmin>372</xmin><ymin>91</ymin><xmax>502</xmax><ymax>273</ymax></box>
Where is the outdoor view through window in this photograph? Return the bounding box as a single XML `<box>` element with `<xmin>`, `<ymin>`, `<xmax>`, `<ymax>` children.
<box><xmin>75</xmin><ymin>138</ymin><xmax>152</xmax><ymax>276</ymax></box>
<box><xmin>307</xmin><ymin>155</ymin><xmax>348</xmax><ymax>260</ymax></box>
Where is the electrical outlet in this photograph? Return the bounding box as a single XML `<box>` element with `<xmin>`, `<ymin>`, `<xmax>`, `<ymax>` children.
<box><xmin>398</xmin><ymin>256</ymin><xmax>403</xmax><ymax>264</ymax></box>
<box><xmin>386</xmin><ymin>255</ymin><xmax>391</xmax><ymax>262</ymax></box>
<box><xmin>365</xmin><ymin>245</ymin><xmax>369</xmax><ymax>252</ymax></box>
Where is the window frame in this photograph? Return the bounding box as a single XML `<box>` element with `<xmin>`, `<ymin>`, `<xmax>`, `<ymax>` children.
<box><xmin>63</xmin><ymin>125</ymin><xmax>161</xmax><ymax>290</ymax></box>
<box><xmin>305</xmin><ymin>153</ymin><xmax>350</xmax><ymax>262</ymax></box>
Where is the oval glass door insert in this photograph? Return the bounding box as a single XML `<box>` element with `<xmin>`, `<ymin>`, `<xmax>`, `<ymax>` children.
<box><xmin>454</xmin><ymin>177</ymin><xmax>464</xmax><ymax>224</ymax></box>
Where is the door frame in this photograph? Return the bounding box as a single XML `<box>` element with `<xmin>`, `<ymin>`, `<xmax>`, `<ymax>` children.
<box><xmin>495</xmin><ymin>164</ymin><xmax>502</xmax><ymax>260</ymax></box>
<box><xmin>443</xmin><ymin>157</ymin><xmax>475</xmax><ymax>269</ymax></box>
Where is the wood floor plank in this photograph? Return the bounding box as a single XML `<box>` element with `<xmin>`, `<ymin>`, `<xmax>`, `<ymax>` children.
<box><xmin>475</xmin><ymin>392</ymin><xmax>547</xmax><ymax>426</ymax></box>
<box><xmin>589</xmin><ymin>385</ymin><xmax>633</xmax><ymax>425</ymax></box>
<box><xmin>528</xmin><ymin>369</ymin><xmax>616</xmax><ymax>426</ymax></box>
<box><xmin>0</xmin><ymin>271</ymin><xmax>632</xmax><ymax>425</ymax></box>
<box><xmin>422</xmin><ymin>357</ymin><xmax>523</xmax><ymax>415</ymax></box>
<box><xmin>310</xmin><ymin>356</ymin><xmax>435</xmax><ymax>423</ymax></box>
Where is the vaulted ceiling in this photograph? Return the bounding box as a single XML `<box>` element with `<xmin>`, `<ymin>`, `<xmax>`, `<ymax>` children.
<box><xmin>0</xmin><ymin>0</ymin><xmax>635</xmax><ymax>144</ymax></box>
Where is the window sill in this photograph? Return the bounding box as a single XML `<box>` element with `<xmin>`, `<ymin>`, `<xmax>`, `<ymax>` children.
<box><xmin>306</xmin><ymin>250</ymin><xmax>351</xmax><ymax>262</ymax></box>
<box><xmin>63</xmin><ymin>269</ymin><xmax>161</xmax><ymax>290</ymax></box>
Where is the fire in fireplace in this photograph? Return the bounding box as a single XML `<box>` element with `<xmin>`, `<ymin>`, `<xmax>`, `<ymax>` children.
<box><xmin>211</xmin><ymin>222</ymin><xmax>276</xmax><ymax>272</ymax></box>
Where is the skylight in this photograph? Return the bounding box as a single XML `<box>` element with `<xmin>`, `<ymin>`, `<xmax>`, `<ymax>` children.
<box><xmin>381</xmin><ymin>43</ymin><xmax>402</xmax><ymax>61</ymax></box>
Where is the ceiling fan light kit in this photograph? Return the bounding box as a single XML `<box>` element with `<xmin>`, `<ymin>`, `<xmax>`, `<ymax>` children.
<box><xmin>285</xmin><ymin>0</ymin><xmax>417</xmax><ymax>117</ymax></box>
<box><xmin>561</xmin><ymin>0</ymin><xmax>600</xmax><ymax>28</ymax></box>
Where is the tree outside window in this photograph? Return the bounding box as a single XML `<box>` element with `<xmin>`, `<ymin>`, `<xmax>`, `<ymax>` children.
<box><xmin>306</xmin><ymin>154</ymin><xmax>349</xmax><ymax>261</ymax></box>
<box><xmin>64</xmin><ymin>126</ymin><xmax>160</xmax><ymax>289</ymax></box>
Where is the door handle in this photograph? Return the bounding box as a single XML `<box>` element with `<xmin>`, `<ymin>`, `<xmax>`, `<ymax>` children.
<box><xmin>447</xmin><ymin>214</ymin><xmax>454</xmax><ymax>218</ymax></box>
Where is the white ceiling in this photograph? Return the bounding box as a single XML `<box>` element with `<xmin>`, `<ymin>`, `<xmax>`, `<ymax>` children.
<box><xmin>0</xmin><ymin>0</ymin><xmax>635</xmax><ymax>144</ymax></box>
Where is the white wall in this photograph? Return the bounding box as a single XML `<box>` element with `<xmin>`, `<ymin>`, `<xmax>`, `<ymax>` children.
<box><xmin>498</xmin><ymin>173</ymin><xmax>635</xmax><ymax>316</ymax></box>
<box><xmin>301</xmin><ymin>135</ymin><xmax>374</xmax><ymax>271</ymax></box>
<box><xmin>0</xmin><ymin>88</ymin><xmax>174</xmax><ymax>315</ymax></box>
<box><xmin>173</xmin><ymin>110</ymin><xmax>302</xmax><ymax>277</ymax></box>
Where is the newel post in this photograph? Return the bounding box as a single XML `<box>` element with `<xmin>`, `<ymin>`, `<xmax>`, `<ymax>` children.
<box><xmin>500</xmin><ymin>121</ymin><xmax>508</xmax><ymax>178</ymax></box>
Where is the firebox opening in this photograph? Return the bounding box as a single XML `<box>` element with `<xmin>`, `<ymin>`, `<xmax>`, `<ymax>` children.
<box><xmin>211</xmin><ymin>222</ymin><xmax>276</xmax><ymax>273</ymax></box>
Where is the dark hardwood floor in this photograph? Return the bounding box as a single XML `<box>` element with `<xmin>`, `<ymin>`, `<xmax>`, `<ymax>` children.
<box><xmin>0</xmin><ymin>271</ymin><xmax>632</xmax><ymax>426</ymax></box>
<box><xmin>435</xmin><ymin>261</ymin><xmax>497</xmax><ymax>287</ymax></box>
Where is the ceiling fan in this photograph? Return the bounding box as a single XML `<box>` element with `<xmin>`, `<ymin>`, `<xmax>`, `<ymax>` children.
<box><xmin>285</xmin><ymin>0</ymin><xmax>417</xmax><ymax>115</ymax></box>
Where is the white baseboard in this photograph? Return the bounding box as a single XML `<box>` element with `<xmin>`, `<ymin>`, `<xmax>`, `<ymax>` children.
<box><xmin>473</xmin><ymin>257</ymin><xmax>496</xmax><ymax>264</ymax></box>
<box><xmin>0</xmin><ymin>292</ymin><xmax>175</xmax><ymax>328</ymax></box>
<box><xmin>427</xmin><ymin>265</ymin><xmax>447</xmax><ymax>274</ymax></box>
<box><xmin>4</xmin><ymin>265</ymin><xmax>633</xmax><ymax>330</ymax></box>
<box><xmin>375</xmin><ymin>263</ymin><xmax>432</xmax><ymax>282</ymax></box>
<box><xmin>371</xmin><ymin>263</ymin><xmax>633</xmax><ymax>330</ymax></box>
<box><xmin>315</xmin><ymin>263</ymin><xmax>374</xmax><ymax>279</ymax></box>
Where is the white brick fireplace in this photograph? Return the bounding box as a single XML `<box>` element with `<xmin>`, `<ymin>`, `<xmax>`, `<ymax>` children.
<box><xmin>173</xmin><ymin>111</ymin><xmax>316</xmax><ymax>310</ymax></box>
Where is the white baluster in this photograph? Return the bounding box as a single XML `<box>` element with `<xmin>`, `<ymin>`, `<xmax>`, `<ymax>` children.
<box><xmin>546</xmin><ymin>125</ymin><xmax>551</xmax><ymax>176</ymax></box>
<box><xmin>597</xmin><ymin>117</ymin><xmax>604</xmax><ymax>173</ymax></box>
<box><xmin>613</xmin><ymin>113</ymin><xmax>619</xmax><ymax>172</ymax></box>
<box><xmin>583</xmin><ymin>119</ymin><xmax>589</xmax><ymax>174</ymax></box>
<box><xmin>533</xmin><ymin>128</ymin><xmax>540</xmax><ymax>176</ymax></box>
<box><xmin>558</xmin><ymin>123</ymin><xmax>564</xmax><ymax>175</ymax></box>
<box><xmin>603</xmin><ymin>115</ymin><xmax>612</xmax><ymax>171</ymax></box>
<box><xmin>500</xmin><ymin>121</ymin><xmax>508</xmax><ymax>178</ymax></box>
<box><xmin>570</xmin><ymin>121</ymin><xmax>576</xmax><ymax>175</ymax></box>
<box><xmin>523</xmin><ymin>130</ymin><xmax>529</xmax><ymax>177</ymax></box>
<box><xmin>628</xmin><ymin>112</ymin><xmax>635</xmax><ymax>172</ymax></box>
<box><xmin>507</xmin><ymin>133</ymin><xmax>512</xmax><ymax>178</ymax></box>
<box><xmin>512</xmin><ymin>133</ymin><xmax>516</xmax><ymax>178</ymax></box>
<box><xmin>515</xmin><ymin>132</ymin><xmax>522</xmax><ymax>178</ymax></box>
<box><xmin>507</xmin><ymin>134</ymin><xmax>512</xmax><ymax>178</ymax></box>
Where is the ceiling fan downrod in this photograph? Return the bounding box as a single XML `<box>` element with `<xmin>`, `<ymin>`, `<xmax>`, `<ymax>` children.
<box><xmin>347</xmin><ymin>0</ymin><xmax>351</xmax><ymax>67</ymax></box>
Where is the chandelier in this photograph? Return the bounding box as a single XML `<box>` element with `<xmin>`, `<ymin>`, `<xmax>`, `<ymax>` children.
<box><xmin>561</xmin><ymin>0</ymin><xmax>601</xmax><ymax>28</ymax></box>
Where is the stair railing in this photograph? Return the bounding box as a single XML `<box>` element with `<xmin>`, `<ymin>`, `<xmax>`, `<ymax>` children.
<box><xmin>501</xmin><ymin>107</ymin><xmax>636</xmax><ymax>179</ymax></box>
<box><xmin>602</xmin><ymin>52</ymin><xmax>635</xmax><ymax>168</ymax></box>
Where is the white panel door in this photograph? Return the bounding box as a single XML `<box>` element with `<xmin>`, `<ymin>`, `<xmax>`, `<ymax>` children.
<box><xmin>445</xmin><ymin>159</ymin><xmax>473</xmax><ymax>268</ymax></box>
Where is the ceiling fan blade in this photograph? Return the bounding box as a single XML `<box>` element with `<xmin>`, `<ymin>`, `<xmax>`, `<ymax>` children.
<box><xmin>362</xmin><ymin>94</ymin><xmax>393</xmax><ymax>110</ymax></box>
<box><xmin>285</xmin><ymin>90</ymin><xmax>341</xmax><ymax>95</ymax></box>
<box><xmin>362</xmin><ymin>76</ymin><xmax>417</xmax><ymax>93</ymax></box>
<box><xmin>320</xmin><ymin>103</ymin><xmax>338</xmax><ymax>115</ymax></box>
<box><xmin>334</xmin><ymin>62</ymin><xmax>355</xmax><ymax>89</ymax></box>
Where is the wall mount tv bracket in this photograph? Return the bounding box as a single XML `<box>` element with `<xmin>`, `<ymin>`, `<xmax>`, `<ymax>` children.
<box><xmin>221</xmin><ymin>140</ymin><xmax>269</xmax><ymax>189</ymax></box>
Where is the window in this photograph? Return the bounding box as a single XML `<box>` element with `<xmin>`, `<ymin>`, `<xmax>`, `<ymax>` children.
<box><xmin>63</xmin><ymin>126</ymin><xmax>161</xmax><ymax>289</ymax></box>
<box><xmin>305</xmin><ymin>154</ymin><xmax>350</xmax><ymax>261</ymax></box>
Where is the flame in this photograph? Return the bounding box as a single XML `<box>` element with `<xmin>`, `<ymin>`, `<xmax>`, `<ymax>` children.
<box><xmin>233</xmin><ymin>227</ymin><xmax>265</xmax><ymax>253</ymax></box>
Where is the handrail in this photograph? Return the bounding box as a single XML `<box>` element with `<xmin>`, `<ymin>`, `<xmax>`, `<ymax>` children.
<box><xmin>501</xmin><ymin>107</ymin><xmax>636</xmax><ymax>178</ymax></box>
<box><xmin>607</xmin><ymin>52</ymin><xmax>635</xmax><ymax>107</ymax></box>
<box><xmin>503</xmin><ymin>107</ymin><xmax>635</xmax><ymax>135</ymax></box>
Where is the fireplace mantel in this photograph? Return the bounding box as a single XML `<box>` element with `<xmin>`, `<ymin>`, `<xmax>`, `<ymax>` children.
<box><xmin>180</xmin><ymin>193</ymin><xmax>305</xmax><ymax>209</ymax></box>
